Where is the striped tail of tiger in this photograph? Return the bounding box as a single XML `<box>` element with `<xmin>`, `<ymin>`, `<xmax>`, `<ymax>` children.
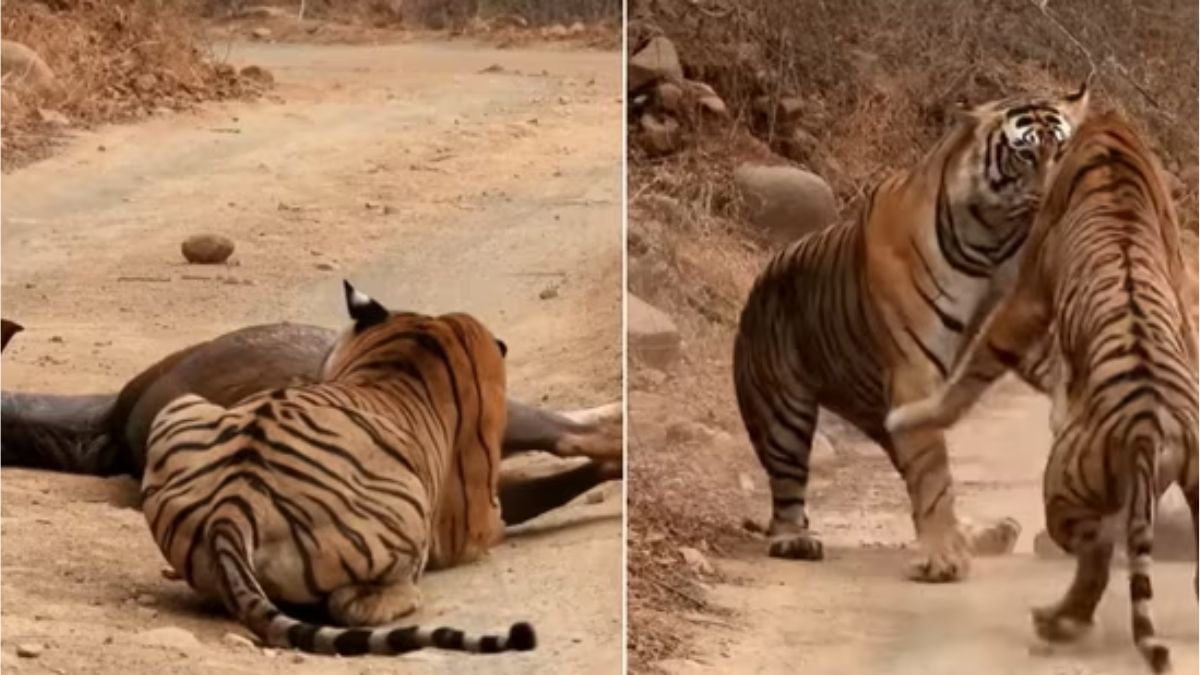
<box><xmin>1126</xmin><ymin>433</ymin><xmax>1170</xmax><ymax>674</ymax></box>
<box><xmin>205</xmin><ymin>517</ymin><xmax>537</xmax><ymax>656</ymax></box>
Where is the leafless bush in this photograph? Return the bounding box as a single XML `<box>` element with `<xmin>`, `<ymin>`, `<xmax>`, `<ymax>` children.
<box><xmin>2</xmin><ymin>0</ymin><xmax>263</xmax><ymax>169</ymax></box>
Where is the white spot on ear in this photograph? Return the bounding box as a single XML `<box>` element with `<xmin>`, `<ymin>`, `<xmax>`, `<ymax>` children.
<box><xmin>349</xmin><ymin>288</ymin><xmax>372</xmax><ymax>308</ymax></box>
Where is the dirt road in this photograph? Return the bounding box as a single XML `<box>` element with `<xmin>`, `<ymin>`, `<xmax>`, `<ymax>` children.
<box><xmin>651</xmin><ymin>378</ymin><xmax>1198</xmax><ymax>675</ymax></box>
<box><xmin>1</xmin><ymin>39</ymin><xmax>622</xmax><ymax>674</ymax></box>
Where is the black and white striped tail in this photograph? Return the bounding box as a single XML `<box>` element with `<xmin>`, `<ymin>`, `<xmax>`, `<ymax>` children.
<box><xmin>1127</xmin><ymin>436</ymin><xmax>1170</xmax><ymax>674</ymax></box>
<box><xmin>207</xmin><ymin>521</ymin><xmax>536</xmax><ymax>656</ymax></box>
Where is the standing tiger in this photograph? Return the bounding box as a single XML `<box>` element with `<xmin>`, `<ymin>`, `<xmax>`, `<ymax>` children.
<box><xmin>734</xmin><ymin>83</ymin><xmax>1090</xmax><ymax>582</ymax></box>
<box><xmin>141</xmin><ymin>281</ymin><xmax>535</xmax><ymax>656</ymax></box>
<box><xmin>886</xmin><ymin>111</ymin><xmax>1198</xmax><ymax>673</ymax></box>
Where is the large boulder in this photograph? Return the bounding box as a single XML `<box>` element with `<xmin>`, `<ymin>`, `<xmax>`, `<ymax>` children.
<box><xmin>733</xmin><ymin>164</ymin><xmax>838</xmax><ymax>244</ymax></box>
<box><xmin>629</xmin><ymin>295</ymin><xmax>680</xmax><ymax>370</ymax></box>
<box><xmin>1</xmin><ymin>40</ymin><xmax>58</xmax><ymax>97</ymax></box>
<box><xmin>629</xmin><ymin>36</ymin><xmax>682</xmax><ymax>92</ymax></box>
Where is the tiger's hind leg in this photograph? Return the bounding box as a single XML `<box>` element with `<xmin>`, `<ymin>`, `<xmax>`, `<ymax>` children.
<box><xmin>1033</xmin><ymin>431</ymin><xmax>1114</xmax><ymax>642</ymax></box>
<box><xmin>328</xmin><ymin>581</ymin><xmax>423</xmax><ymax>627</ymax></box>
<box><xmin>738</xmin><ymin>380</ymin><xmax>825</xmax><ymax>561</ymax></box>
<box><xmin>1031</xmin><ymin>516</ymin><xmax>1113</xmax><ymax>643</ymax></box>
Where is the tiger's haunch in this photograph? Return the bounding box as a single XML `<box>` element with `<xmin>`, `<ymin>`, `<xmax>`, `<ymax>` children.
<box><xmin>141</xmin><ymin>283</ymin><xmax>535</xmax><ymax>656</ymax></box>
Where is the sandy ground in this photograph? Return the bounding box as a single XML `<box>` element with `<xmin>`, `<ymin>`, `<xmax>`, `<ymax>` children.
<box><xmin>647</xmin><ymin>377</ymin><xmax>1198</xmax><ymax>675</ymax></box>
<box><xmin>1</xmin><ymin>40</ymin><xmax>622</xmax><ymax>673</ymax></box>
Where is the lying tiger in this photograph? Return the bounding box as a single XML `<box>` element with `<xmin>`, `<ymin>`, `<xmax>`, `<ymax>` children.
<box><xmin>2</xmin><ymin>320</ymin><xmax>621</xmax><ymax>527</ymax></box>
<box><xmin>887</xmin><ymin>112</ymin><xmax>1198</xmax><ymax>673</ymax></box>
<box><xmin>142</xmin><ymin>282</ymin><xmax>538</xmax><ymax>656</ymax></box>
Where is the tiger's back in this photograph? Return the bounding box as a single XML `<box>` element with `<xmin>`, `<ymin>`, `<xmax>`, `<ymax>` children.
<box><xmin>141</xmin><ymin>284</ymin><xmax>534</xmax><ymax>657</ymax></box>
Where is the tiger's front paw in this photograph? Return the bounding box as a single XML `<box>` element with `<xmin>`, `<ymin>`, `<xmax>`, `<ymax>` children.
<box><xmin>964</xmin><ymin>516</ymin><xmax>1022</xmax><ymax>557</ymax></box>
<box><xmin>907</xmin><ymin>524</ymin><xmax>971</xmax><ymax>582</ymax></box>
<box><xmin>766</xmin><ymin>519</ymin><xmax>824</xmax><ymax>560</ymax></box>
<box><xmin>768</xmin><ymin>532</ymin><xmax>825</xmax><ymax>561</ymax></box>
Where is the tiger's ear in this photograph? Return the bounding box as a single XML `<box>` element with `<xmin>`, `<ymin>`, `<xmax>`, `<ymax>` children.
<box><xmin>1059</xmin><ymin>75</ymin><xmax>1091</xmax><ymax>125</ymax></box>
<box><xmin>343</xmin><ymin>280</ymin><xmax>389</xmax><ymax>331</ymax></box>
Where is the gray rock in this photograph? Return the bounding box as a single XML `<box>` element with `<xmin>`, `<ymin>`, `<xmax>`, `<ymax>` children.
<box><xmin>656</xmin><ymin>81</ymin><xmax>683</xmax><ymax>113</ymax></box>
<box><xmin>629</xmin><ymin>36</ymin><xmax>682</xmax><ymax>91</ymax></box>
<box><xmin>733</xmin><ymin>164</ymin><xmax>837</xmax><ymax>244</ymax></box>
<box><xmin>636</xmin><ymin>113</ymin><xmax>682</xmax><ymax>157</ymax></box>
<box><xmin>629</xmin><ymin>295</ymin><xmax>680</xmax><ymax>370</ymax></box>
<box><xmin>1</xmin><ymin>40</ymin><xmax>58</xmax><ymax>96</ymax></box>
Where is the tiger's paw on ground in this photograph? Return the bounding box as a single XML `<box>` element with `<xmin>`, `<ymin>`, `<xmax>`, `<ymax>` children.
<box><xmin>765</xmin><ymin>520</ymin><xmax>824</xmax><ymax>560</ymax></box>
<box><xmin>907</xmin><ymin>524</ymin><xmax>971</xmax><ymax>582</ymax></box>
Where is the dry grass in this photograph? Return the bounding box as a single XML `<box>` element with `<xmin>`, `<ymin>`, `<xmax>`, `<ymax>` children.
<box><xmin>626</xmin><ymin>0</ymin><xmax>1198</xmax><ymax>670</ymax></box>
<box><xmin>2</xmin><ymin>0</ymin><xmax>267</xmax><ymax>170</ymax></box>
<box><xmin>630</xmin><ymin>0</ymin><xmax>1197</xmax><ymax>229</ymax></box>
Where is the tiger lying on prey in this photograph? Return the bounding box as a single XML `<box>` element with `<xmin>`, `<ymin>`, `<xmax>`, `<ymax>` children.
<box><xmin>2</xmin><ymin>319</ymin><xmax>622</xmax><ymax>527</ymax></box>
<box><xmin>142</xmin><ymin>282</ymin><xmax>536</xmax><ymax>655</ymax></box>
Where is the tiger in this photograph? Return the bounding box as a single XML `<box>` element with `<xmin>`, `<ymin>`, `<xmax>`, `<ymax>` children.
<box><xmin>140</xmin><ymin>281</ymin><xmax>536</xmax><ymax>656</ymax></box>
<box><xmin>886</xmin><ymin>111</ymin><xmax>1198</xmax><ymax>673</ymax></box>
<box><xmin>733</xmin><ymin>82</ymin><xmax>1090</xmax><ymax>582</ymax></box>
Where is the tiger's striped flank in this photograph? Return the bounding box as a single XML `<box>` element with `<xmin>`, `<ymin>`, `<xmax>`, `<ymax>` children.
<box><xmin>141</xmin><ymin>281</ymin><xmax>535</xmax><ymax>657</ymax></box>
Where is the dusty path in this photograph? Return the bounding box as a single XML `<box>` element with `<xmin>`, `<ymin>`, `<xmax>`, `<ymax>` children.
<box><xmin>1</xmin><ymin>40</ymin><xmax>622</xmax><ymax>674</ymax></box>
<box><xmin>654</xmin><ymin>379</ymin><xmax>1198</xmax><ymax>675</ymax></box>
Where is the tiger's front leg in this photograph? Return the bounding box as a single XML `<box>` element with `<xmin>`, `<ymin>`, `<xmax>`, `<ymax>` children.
<box><xmin>887</xmin><ymin>370</ymin><xmax>1019</xmax><ymax>583</ymax></box>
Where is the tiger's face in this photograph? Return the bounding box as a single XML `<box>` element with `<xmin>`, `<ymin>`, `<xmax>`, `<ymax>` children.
<box><xmin>953</xmin><ymin>81</ymin><xmax>1091</xmax><ymax>221</ymax></box>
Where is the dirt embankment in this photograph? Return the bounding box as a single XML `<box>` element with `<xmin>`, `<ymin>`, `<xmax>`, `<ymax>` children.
<box><xmin>625</xmin><ymin>1</ymin><xmax>1198</xmax><ymax>672</ymax></box>
<box><xmin>2</xmin><ymin>38</ymin><xmax>623</xmax><ymax>674</ymax></box>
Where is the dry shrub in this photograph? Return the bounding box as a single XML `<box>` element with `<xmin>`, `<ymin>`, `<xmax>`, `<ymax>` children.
<box><xmin>405</xmin><ymin>0</ymin><xmax>619</xmax><ymax>27</ymax></box>
<box><xmin>2</xmin><ymin>0</ymin><xmax>266</xmax><ymax>169</ymax></box>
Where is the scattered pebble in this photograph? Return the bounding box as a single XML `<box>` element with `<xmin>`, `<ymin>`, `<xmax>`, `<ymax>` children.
<box><xmin>181</xmin><ymin>234</ymin><xmax>235</xmax><ymax>265</ymax></box>
<box><xmin>16</xmin><ymin>643</ymin><xmax>44</xmax><ymax>658</ymax></box>
<box><xmin>315</xmin><ymin>262</ymin><xmax>335</xmax><ymax>271</ymax></box>
<box><xmin>135</xmin><ymin>593</ymin><xmax>157</xmax><ymax>607</ymax></box>
<box><xmin>538</xmin><ymin>286</ymin><xmax>559</xmax><ymax>300</ymax></box>
<box><xmin>222</xmin><ymin>632</ymin><xmax>257</xmax><ymax>650</ymax></box>
<box><xmin>135</xmin><ymin>626</ymin><xmax>201</xmax><ymax>652</ymax></box>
